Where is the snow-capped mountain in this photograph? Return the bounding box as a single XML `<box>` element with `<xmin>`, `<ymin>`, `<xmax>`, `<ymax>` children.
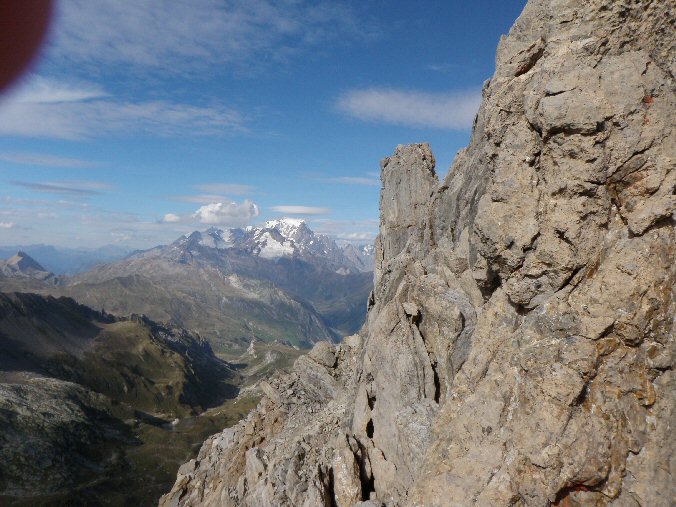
<box><xmin>171</xmin><ymin>218</ymin><xmax>373</xmax><ymax>273</ymax></box>
<box><xmin>1</xmin><ymin>220</ymin><xmax>375</xmax><ymax>354</ymax></box>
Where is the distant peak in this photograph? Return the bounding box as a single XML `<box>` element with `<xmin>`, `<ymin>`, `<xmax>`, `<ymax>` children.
<box><xmin>264</xmin><ymin>217</ymin><xmax>307</xmax><ymax>229</ymax></box>
<box><xmin>6</xmin><ymin>251</ymin><xmax>48</xmax><ymax>273</ymax></box>
<box><xmin>263</xmin><ymin>218</ymin><xmax>312</xmax><ymax>241</ymax></box>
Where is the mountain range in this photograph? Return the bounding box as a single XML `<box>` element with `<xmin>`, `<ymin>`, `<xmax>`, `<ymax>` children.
<box><xmin>0</xmin><ymin>219</ymin><xmax>375</xmax><ymax>355</ymax></box>
<box><xmin>0</xmin><ymin>219</ymin><xmax>375</xmax><ymax>504</ymax></box>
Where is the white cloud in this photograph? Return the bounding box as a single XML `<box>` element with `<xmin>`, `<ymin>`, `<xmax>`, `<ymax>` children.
<box><xmin>162</xmin><ymin>213</ymin><xmax>181</xmax><ymax>223</ymax></box>
<box><xmin>0</xmin><ymin>222</ymin><xmax>15</xmax><ymax>229</ymax></box>
<box><xmin>329</xmin><ymin>176</ymin><xmax>380</xmax><ymax>186</ymax></box>
<box><xmin>425</xmin><ymin>63</ymin><xmax>463</xmax><ymax>73</ymax></box>
<box><xmin>170</xmin><ymin>185</ymin><xmax>256</xmax><ymax>204</ymax></box>
<box><xmin>270</xmin><ymin>205</ymin><xmax>330</xmax><ymax>215</ymax></box>
<box><xmin>49</xmin><ymin>0</ymin><xmax>363</xmax><ymax>72</ymax></box>
<box><xmin>193</xmin><ymin>200</ymin><xmax>259</xmax><ymax>226</ymax></box>
<box><xmin>0</xmin><ymin>78</ymin><xmax>245</xmax><ymax>140</ymax></box>
<box><xmin>0</xmin><ymin>151</ymin><xmax>101</xmax><ymax>169</ymax></box>
<box><xmin>336</xmin><ymin>87</ymin><xmax>481</xmax><ymax>130</ymax></box>
<box><xmin>0</xmin><ymin>195</ymin><xmax>89</xmax><ymax>208</ymax></box>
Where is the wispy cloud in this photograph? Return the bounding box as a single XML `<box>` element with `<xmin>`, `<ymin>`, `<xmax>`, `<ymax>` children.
<box><xmin>0</xmin><ymin>222</ymin><xmax>15</xmax><ymax>229</ymax></box>
<box><xmin>49</xmin><ymin>0</ymin><xmax>365</xmax><ymax>73</ymax></box>
<box><xmin>270</xmin><ymin>205</ymin><xmax>330</xmax><ymax>215</ymax></box>
<box><xmin>169</xmin><ymin>184</ymin><xmax>257</xmax><ymax>205</ymax></box>
<box><xmin>0</xmin><ymin>151</ymin><xmax>101</xmax><ymax>169</ymax></box>
<box><xmin>169</xmin><ymin>194</ymin><xmax>230</xmax><ymax>205</ymax></box>
<box><xmin>329</xmin><ymin>176</ymin><xmax>380</xmax><ymax>186</ymax></box>
<box><xmin>425</xmin><ymin>63</ymin><xmax>463</xmax><ymax>73</ymax></box>
<box><xmin>193</xmin><ymin>183</ymin><xmax>256</xmax><ymax>196</ymax></box>
<box><xmin>334</xmin><ymin>232</ymin><xmax>373</xmax><ymax>241</ymax></box>
<box><xmin>11</xmin><ymin>180</ymin><xmax>112</xmax><ymax>196</ymax></box>
<box><xmin>10</xmin><ymin>77</ymin><xmax>107</xmax><ymax>103</ymax></box>
<box><xmin>0</xmin><ymin>195</ymin><xmax>89</xmax><ymax>208</ymax></box>
<box><xmin>336</xmin><ymin>87</ymin><xmax>481</xmax><ymax>130</ymax></box>
<box><xmin>0</xmin><ymin>78</ymin><xmax>245</xmax><ymax>140</ymax></box>
<box><xmin>311</xmin><ymin>218</ymin><xmax>378</xmax><ymax>242</ymax></box>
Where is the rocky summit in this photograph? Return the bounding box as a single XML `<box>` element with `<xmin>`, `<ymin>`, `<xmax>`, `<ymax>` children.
<box><xmin>0</xmin><ymin>251</ymin><xmax>54</xmax><ymax>282</ymax></box>
<box><xmin>161</xmin><ymin>0</ymin><xmax>674</xmax><ymax>506</ymax></box>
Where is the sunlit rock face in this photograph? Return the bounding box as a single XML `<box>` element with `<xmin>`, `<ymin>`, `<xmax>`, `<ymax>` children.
<box><xmin>160</xmin><ymin>0</ymin><xmax>675</xmax><ymax>505</ymax></box>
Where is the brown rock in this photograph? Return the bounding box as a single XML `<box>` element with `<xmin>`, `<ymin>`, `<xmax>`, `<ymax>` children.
<box><xmin>160</xmin><ymin>1</ymin><xmax>674</xmax><ymax>505</ymax></box>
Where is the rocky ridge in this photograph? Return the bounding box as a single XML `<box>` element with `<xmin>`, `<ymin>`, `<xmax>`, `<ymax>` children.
<box><xmin>161</xmin><ymin>1</ymin><xmax>674</xmax><ymax>506</ymax></box>
<box><xmin>0</xmin><ymin>244</ymin><xmax>130</xmax><ymax>275</ymax></box>
<box><xmin>0</xmin><ymin>251</ymin><xmax>54</xmax><ymax>281</ymax></box>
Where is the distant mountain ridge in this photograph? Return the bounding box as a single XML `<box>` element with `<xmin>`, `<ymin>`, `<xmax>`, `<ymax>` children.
<box><xmin>64</xmin><ymin>219</ymin><xmax>374</xmax><ymax>352</ymax></box>
<box><xmin>168</xmin><ymin>218</ymin><xmax>374</xmax><ymax>273</ymax></box>
<box><xmin>0</xmin><ymin>220</ymin><xmax>375</xmax><ymax>354</ymax></box>
<box><xmin>0</xmin><ymin>220</ymin><xmax>373</xmax><ymax>275</ymax></box>
<box><xmin>0</xmin><ymin>244</ymin><xmax>130</xmax><ymax>275</ymax></box>
<box><xmin>0</xmin><ymin>251</ymin><xmax>54</xmax><ymax>281</ymax></box>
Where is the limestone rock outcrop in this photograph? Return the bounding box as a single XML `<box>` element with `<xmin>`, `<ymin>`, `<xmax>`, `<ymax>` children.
<box><xmin>160</xmin><ymin>0</ymin><xmax>674</xmax><ymax>505</ymax></box>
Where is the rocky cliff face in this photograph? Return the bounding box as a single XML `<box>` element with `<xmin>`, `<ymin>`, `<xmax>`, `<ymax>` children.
<box><xmin>160</xmin><ymin>0</ymin><xmax>674</xmax><ymax>505</ymax></box>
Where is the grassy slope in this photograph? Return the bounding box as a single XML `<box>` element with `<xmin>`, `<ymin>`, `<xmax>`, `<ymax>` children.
<box><xmin>0</xmin><ymin>293</ymin><xmax>254</xmax><ymax>506</ymax></box>
<box><xmin>59</xmin><ymin>271</ymin><xmax>337</xmax><ymax>353</ymax></box>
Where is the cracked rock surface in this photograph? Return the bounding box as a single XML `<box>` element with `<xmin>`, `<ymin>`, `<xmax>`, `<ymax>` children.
<box><xmin>160</xmin><ymin>0</ymin><xmax>674</xmax><ymax>505</ymax></box>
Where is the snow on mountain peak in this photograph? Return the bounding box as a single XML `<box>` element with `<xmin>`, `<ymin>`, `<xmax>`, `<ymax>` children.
<box><xmin>170</xmin><ymin>218</ymin><xmax>373</xmax><ymax>271</ymax></box>
<box><xmin>198</xmin><ymin>228</ymin><xmax>233</xmax><ymax>249</ymax></box>
<box><xmin>255</xmin><ymin>230</ymin><xmax>295</xmax><ymax>259</ymax></box>
<box><xmin>265</xmin><ymin>217</ymin><xmax>305</xmax><ymax>228</ymax></box>
<box><xmin>264</xmin><ymin>218</ymin><xmax>307</xmax><ymax>238</ymax></box>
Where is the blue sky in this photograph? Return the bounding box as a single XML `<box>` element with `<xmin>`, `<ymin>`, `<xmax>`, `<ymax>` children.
<box><xmin>0</xmin><ymin>0</ymin><xmax>526</xmax><ymax>248</ymax></box>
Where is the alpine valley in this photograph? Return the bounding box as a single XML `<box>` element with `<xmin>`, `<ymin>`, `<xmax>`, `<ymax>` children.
<box><xmin>0</xmin><ymin>218</ymin><xmax>374</xmax><ymax>505</ymax></box>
